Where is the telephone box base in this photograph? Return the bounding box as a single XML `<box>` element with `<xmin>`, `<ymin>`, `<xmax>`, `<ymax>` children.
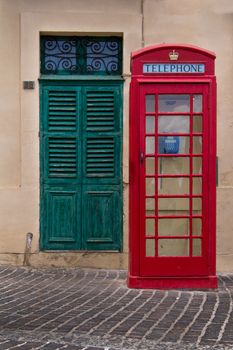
<box><xmin>128</xmin><ymin>275</ymin><xmax>218</xmax><ymax>289</ymax></box>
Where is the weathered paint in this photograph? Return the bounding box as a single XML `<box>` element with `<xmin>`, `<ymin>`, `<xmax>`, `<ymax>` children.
<box><xmin>40</xmin><ymin>80</ymin><xmax>123</xmax><ymax>251</ymax></box>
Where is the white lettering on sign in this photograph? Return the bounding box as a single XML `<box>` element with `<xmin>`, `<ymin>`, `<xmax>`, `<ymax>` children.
<box><xmin>143</xmin><ymin>63</ymin><xmax>205</xmax><ymax>74</ymax></box>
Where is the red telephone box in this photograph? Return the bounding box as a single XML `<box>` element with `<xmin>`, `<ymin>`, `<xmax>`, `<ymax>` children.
<box><xmin>128</xmin><ymin>44</ymin><xmax>217</xmax><ymax>289</ymax></box>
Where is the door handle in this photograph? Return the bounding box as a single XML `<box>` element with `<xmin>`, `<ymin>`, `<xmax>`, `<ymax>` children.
<box><xmin>140</xmin><ymin>151</ymin><xmax>144</xmax><ymax>163</ymax></box>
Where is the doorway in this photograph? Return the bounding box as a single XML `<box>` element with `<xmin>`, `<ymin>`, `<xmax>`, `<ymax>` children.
<box><xmin>139</xmin><ymin>83</ymin><xmax>209</xmax><ymax>276</ymax></box>
<box><xmin>40</xmin><ymin>81</ymin><xmax>123</xmax><ymax>251</ymax></box>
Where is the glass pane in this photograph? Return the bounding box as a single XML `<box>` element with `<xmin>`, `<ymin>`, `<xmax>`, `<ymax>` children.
<box><xmin>193</xmin><ymin>136</ymin><xmax>202</xmax><ymax>154</ymax></box>
<box><xmin>146</xmin><ymin>178</ymin><xmax>155</xmax><ymax>195</ymax></box>
<box><xmin>193</xmin><ymin>157</ymin><xmax>202</xmax><ymax>174</ymax></box>
<box><xmin>86</xmin><ymin>39</ymin><xmax>121</xmax><ymax>74</ymax></box>
<box><xmin>192</xmin><ymin>177</ymin><xmax>202</xmax><ymax>195</ymax></box>
<box><xmin>158</xmin><ymin>239</ymin><xmax>189</xmax><ymax>256</ymax></box>
<box><xmin>158</xmin><ymin>136</ymin><xmax>189</xmax><ymax>154</ymax></box>
<box><xmin>42</xmin><ymin>38</ymin><xmax>77</xmax><ymax>74</ymax></box>
<box><xmin>158</xmin><ymin>95</ymin><xmax>190</xmax><ymax>112</ymax></box>
<box><xmin>158</xmin><ymin>218</ymin><xmax>189</xmax><ymax>236</ymax></box>
<box><xmin>193</xmin><ymin>95</ymin><xmax>202</xmax><ymax>113</ymax></box>
<box><xmin>146</xmin><ymin>137</ymin><xmax>155</xmax><ymax>154</ymax></box>
<box><xmin>193</xmin><ymin>198</ymin><xmax>202</xmax><ymax>212</ymax></box>
<box><xmin>41</xmin><ymin>36</ymin><xmax>122</xmax><ymax>75</ymax></box>
<box><xmin>146</xmin><ymin>239</ymin><xmax>155</xmax><ymax>256</ymax></box>
<box><xmin>192</xmin><ymin>239</ymin><xmax>202</xmax><ymax>256</ymax></box>
<box><xmin>146</xmin><ymin>219</ymin><xmax>155</xmax><ymax>236</ymax></box>
<box><xmin>158</xmin><ymin>115</ymin><xmax>189</xmax><ymax>133</ymax></box>
<box><xmin>146</xmin><ymin>116</ymin><xmax>155</xmax><ymax>133</ymax></box>
<box><xmin>158</xmin><ymin>157</ymin><xmax>190</xmax><ymax>175</ymax></box>
<box><xmin>158</xmin><ymin>198</ymin><xmax>189</xmax><ymax>211</ymax></box>
<box><xmin>193</xmin><ymin>115</ymin><xmax>202</xmax><ymax>133</ymax></box>
<box><xmin>158</xmin><ymin>177</ymin><xmax>189</xmax><ymax>195</ymax></box>
<box><xmin>146</xmin><ymin>158</ymin><xmax>155</xmax><ymax>175</ymax></box>
<box><xmin>146</xmin><ymin>198</ymin><xmax>155</xmax><ymax>216</ymax></box>
<box><xmin>192</xmin><ymin>218</ymin><xmax>202</xmax><ymax>236</ymax></box>
<box><xmin>146</xmin><ymin>95</ymin><xmax>155</xmax><ymax>113</ymax></box>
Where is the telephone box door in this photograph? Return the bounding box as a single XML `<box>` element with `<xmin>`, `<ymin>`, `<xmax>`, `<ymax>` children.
<box><xmin>140</xmin><ymin>83</ymin><xmax>209</xmax><ymax>277</ymax></box>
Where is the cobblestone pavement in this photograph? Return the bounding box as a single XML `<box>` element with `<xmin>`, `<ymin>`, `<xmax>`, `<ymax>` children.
<box><xmin>0</xmin><ymin>266</ymin><xmax>232</xmax><ymax>349</ymax></box>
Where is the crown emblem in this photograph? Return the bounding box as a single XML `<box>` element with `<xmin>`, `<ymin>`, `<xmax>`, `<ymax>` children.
<box><xmin>169</xmin><ymin>50</ymin><xmax>179</xmax><ymax>61</ymax></box>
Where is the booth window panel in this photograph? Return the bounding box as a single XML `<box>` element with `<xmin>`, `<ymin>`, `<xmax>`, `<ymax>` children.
<box><xmin>193</xmin><ymin>95</ymin><xmax>203</xmax><ymax>113</ymax></box>
<box><xmin>193</xmin><ymin>157</ymin><xmax>202</xmax><ymax>174</ymax></box>
<box><xmin>158</xmin><ymin>218</ymin><xmax>189</xmax><ymax>236</ymax></box>
<box><xmin>146</xmin><ymin>219</ymin><xmax>155</xmax><ymax>236</ymax></box>
<box><xmin>146</xmin><ymin>116</ymin><xmax>155</xmax><ymax>133</ymax></box>
<box><xmin>158</xmin><ymin>136</ymin><xmax>190</xmax><ymax>155</ymax></box>
<box><xmin>192</xmin><ymin>238</ymin><xmax>202</xmax><ymax>256</ymax></box>
<box><xmin>146</xmin><ymin>177</ymin><xmax>155</xmax><ymax>196</ymax></box>
<box><xmin>193</xmin><ymin>136</ymin><xmax>202</xmax><ymax>154</ymax></box>
<box><xmin>158</xmin><ymin>177</ymin><xmax>190</xmax><ymax>195</ymax></box>
<box><xmin>193</xmin><ymin>115</ymin><xmax>202</xmax><ymax>133</ymax></box>
<box><xmin>158</xmin><ymin>157</ymin><xmax>190</xmax><ymax>175</ymax></box>
<box><xmin>192</xmin><ymin>198</ymin><xmax>202</xmax><ymax>213</ymax></box>
<box><xmin>192</xmin><ymin>218</ymin><xmax>202</xmax><ymax>236</ymax></box>
<box><xmin>146</xmin><ymin>157</ymin><xmax>155</xmax><ymax>175</ymax></box>
<box><xmin>146</xmin><ymin>198</ymin><xmax>155</xmax><ymax>216</ymax></box>
<box><xmin>192</xmin><ymin>177</ymin><xmax>202</xmax><ymax>195</ymax></box>
<box><xmin>146</xmin><ymin>239</ymin><xmax>155</xmax><ymax>257</ymax></box>
<box><xmin>158</xmin><ymin>239</ymin><xmax>189</xmax><ymax>256</ymax></box>
<box><xmin>146</xmin><ymin>95</ymin><xmax>155</xmax><ymax>113</ymax></box>
<box><xmin>146</xmin><ymin>137</ymin><xmax>155</xmax><ymax>154</ymax></box>
<box><xmin>158</xmin><ymin>136</ymin><xmax>190</xmax><ymax>154</ymax></box>
<box><xmin>158</xmin><ymin>197</ymin><xmax>189</xmax><ymax>211</ymax></box>
<box><xmin>158</xmin><ymin>115</ymin><xmax>190</xmax><ymax>134</ymax></box>
<box><xmin>158</xmin><ymin>95</ymin><xmax>190</xmax><ymax>112</ymax></box>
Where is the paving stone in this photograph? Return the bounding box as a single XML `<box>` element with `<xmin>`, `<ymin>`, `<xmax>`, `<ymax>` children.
<box><xmin>0</xmin><ymin>266</ymin><xmax>232</xmax><ymax>349</ymax></box>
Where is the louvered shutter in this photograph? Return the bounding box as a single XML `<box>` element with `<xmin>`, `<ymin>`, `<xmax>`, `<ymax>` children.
<box><xmin>42</xmin><ymin>88</ymin><xmax>81</xmax><ymax>184</ymax></box>
<box><xmin>40</xmin><ymin>86</ymin><xmax>81</xmax><ymax>249</ymax></box>
<box><xmin>40</xmin><ymin>82</ymin><xmax>122</xmax><ymax>251</ymax></box>
<box><xmin>83</xmin><ymin>87</ymin><xmax>121</xmax><ymax>184</ymax></box>
<box><xmin>82</xmin><ymin>86</ymin><xmax>122</xmax><ymax>250</ymax></box>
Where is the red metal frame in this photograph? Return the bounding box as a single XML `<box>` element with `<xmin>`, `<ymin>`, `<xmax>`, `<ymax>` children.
<box><xmin>128</xmin><ymin>44</ymin><xmax>217</xmax><ymax>289</ymax></box>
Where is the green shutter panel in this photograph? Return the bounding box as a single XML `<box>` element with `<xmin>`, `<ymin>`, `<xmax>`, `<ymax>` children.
<box><xmin>40</xmin><ymin>86</ymin><xmax>81</xmax><ymax>250</ymax></box>
<box><xmin>47</xmin><ymin>90</ymin><xmax>77</xmax><ymax>132</ymax></box>
<box><xmin>83</xmin><ymin>87</ymin><xmax>121</xmax><ymax>184</ymax></box>
<box><xmin>82</xmin><ymin>85</ymin><xmax>122</xmax><ymax>250</ymax></box>
<box><xmin>82</xmin><ymin>186</ymin><xmax>121</xmax><ymax>250</ymax></box>
<box><xmin>40</xmin><ymin>82</ymin><xmax>123</xmax><ymax>252</ymax></box>
<box><xmin>86</xmin><ymin>137</ymin><xmax>115</xmax><ymax>177</ymax></box>
<box><xmin>43</xmin><ymin>187</ymin><xmax>81</xmax><ymax>249</ymax></box>
<box><xmin>47</xmin><ymin>136</ymin><xmax>77</xmax><ymax>178</ymax></box>
<box><xmin>86</xmin><ymin>90</ymin><xmax>115</xmax><ymax>131</ymax></box>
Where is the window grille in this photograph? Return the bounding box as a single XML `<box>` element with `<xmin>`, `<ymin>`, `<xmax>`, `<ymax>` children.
<box><xmin>40</xmin><ymin>36</ymin><xmax>122</xmax><ymax>75</ymax></box>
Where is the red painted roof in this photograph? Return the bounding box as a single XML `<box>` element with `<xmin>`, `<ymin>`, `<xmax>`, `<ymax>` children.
<box><xmin>132</xmin><ymin>43</ymin><xmax>216</xmax><ymax>59</ymax></box>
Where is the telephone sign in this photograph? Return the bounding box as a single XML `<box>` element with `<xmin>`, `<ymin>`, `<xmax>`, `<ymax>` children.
<box><xmin>129</xmin><ymin>44</ymin><xmax>217</xmax><ymax>289</ymax></box>
<box><xmin>143</xmin><ymin>63</ymin><xmax>205</xmax><ymax>74</ymax></box>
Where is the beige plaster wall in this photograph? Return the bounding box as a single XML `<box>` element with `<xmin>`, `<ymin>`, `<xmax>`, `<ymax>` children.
<box><xmin>0</xmin><ymin>11</ymin><xmax>20</xmax><ymax>187</ymax></box>
<box><xmin>0</xmin><ymin>0</ymin><xmax>142</xmax><ymax>268</ymax></box>
<box><xmin>0</xmin><ymin>0</ymin><xmax>233</xmax><ymax>272</ymax></box>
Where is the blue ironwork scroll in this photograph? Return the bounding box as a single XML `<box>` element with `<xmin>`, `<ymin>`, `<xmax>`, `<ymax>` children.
<box><xmin>41</xmin><ymin>36</ymin><xmax>122</xmax><ymax>75</ymax></box>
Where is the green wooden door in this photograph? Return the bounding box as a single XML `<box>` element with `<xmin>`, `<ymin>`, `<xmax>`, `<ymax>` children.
<box><xmin>40</xmin><ymin>81</ymin><xmax>122</xmax><ymax>251</ymax></box>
